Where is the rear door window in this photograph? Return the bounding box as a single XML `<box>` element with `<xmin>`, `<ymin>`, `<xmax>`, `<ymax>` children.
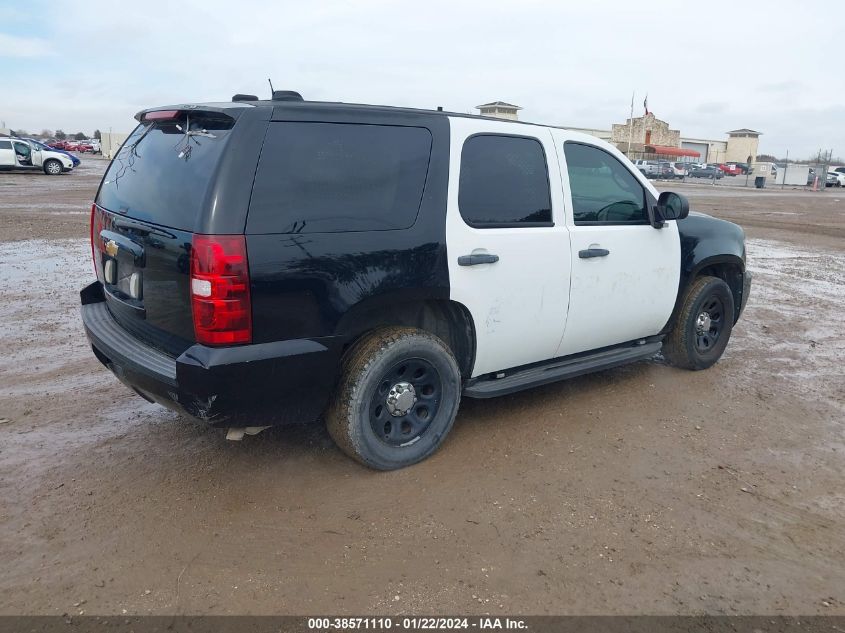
<box><xmin>96</xmin><ymin>114</ymin><xmax>234</xmax><ymax>231</ymax></box>
<box><xmin>458</xmin><ymin>134</ymin><xmax>552</xmax><ymax>227</ymax></box>
<box><xmin>247</xmin><ymin>122</ymin><xmax>432</xmax><ymax>234</ymax></box>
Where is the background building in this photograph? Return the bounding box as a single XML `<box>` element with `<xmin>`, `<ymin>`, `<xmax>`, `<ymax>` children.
<box><xmin>472</xmin><ymin>101</ymin><xmax>760</xmax><ymax>164</ymax></box>
<box><xmin>476</xmin><ymin>101</ymin><xmax>521</xmax><ymax>120</ymax></box>
<box><xmin>724</xmin><ymin>129</ymin><xmax>761</xmax><ymax>164</ymax></box>
<box><xmin>100</xmin><ymin>131</ymin><xmax>129</xmax><ymax>159</ymax></box>
<box><xmin>582</xmin><ymin>113</ymin><xmax>759</xmax><ymax>163</ymax></box>
<box><xmin>611</xmin><ymin>112</ymin><xmax>680</xmax><ymax>148</ymax></box>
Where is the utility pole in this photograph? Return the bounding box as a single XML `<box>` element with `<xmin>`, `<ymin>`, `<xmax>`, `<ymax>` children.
<box><xmin>626</xmin><ymin>92</ymin><xmax>635</xmax><ymax>157</ymax></box>
<box><xmin>782</xmin><ymin>149</ymin><xmax>788</xmax><ymax>190</ymax></box>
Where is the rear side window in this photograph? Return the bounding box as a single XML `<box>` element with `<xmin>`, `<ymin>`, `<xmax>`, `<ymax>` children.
<box><xmin>459</xmin><ymin>135</ymin><xmax>552</xmax><ymax>227</ymax></box>
<box><xmin>247</xmin><ymin>122</ymin><xmax>432</xmax><ymax>234</ymax></box>
<box><xmin>97</xmin><ymin>114</ymin><xmax>234</xmax><ymax>231</ymax></box>
<box><xmin>563</xmin><ymin>142</ymin><xmax>647</xmax><ymax>225</ymax></box>
<box><xmin>0</xmin><ymin>140</ymin><xmax>11</xmax><ymax>149</ymax></box>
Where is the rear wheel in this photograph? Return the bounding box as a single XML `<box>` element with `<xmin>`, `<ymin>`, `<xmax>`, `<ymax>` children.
<box><xmin>663</xmin><ymin>275</ymin><xmax>735</xmax><ymax>370</ymax></box>
<box><xmin>326</xmin><ymin>327</ymin><xmax>461</xmax><ymax>470</ymax></box>
<box><xmin>43</xmin><ymin>159</ymin><xmax>62</xmax><ymax>175</ymax></box>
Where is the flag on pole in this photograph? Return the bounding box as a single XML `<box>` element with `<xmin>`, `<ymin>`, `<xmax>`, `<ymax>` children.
<box><xmin>643</xmin><ymin>94</ymin><xmax>649</xmax><ymax>115</ymax></box>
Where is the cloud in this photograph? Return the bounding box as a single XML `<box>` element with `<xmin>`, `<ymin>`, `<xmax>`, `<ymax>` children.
<box><xmin>0</xmin><ymin>32</ymin><xmax>54</xmax><ymax>58</ymax></box>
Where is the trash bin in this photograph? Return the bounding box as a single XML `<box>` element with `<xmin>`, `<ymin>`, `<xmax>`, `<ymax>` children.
<box><xmin>754</xmin><ymin>176</ymin><xmax>766</xmax><ymax>189</ymax></box>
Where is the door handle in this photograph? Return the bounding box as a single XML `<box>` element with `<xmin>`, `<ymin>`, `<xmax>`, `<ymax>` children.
<box><xmin>458</xmin><ymin>253</ymin><xmax>500</xmax><ymax>266</ymax></box>
<box><xmin>578</xmin><ymin>248</ymin><xmax>610</xmax><ymax>259</ymax></box>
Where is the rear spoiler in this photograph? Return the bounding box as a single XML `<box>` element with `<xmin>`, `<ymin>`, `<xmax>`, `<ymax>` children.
<box><xmin>134</xmin><ymin>103</ymin><xmax>252</xmax><ymax>123</ymax></box>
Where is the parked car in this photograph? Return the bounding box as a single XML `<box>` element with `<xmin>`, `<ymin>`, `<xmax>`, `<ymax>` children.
<box><xmin>671</xmin><ymin>162</ymin><xmax>688</xmax><ymax>178</ymax></box>
<box><xmin>48</xmin><ymin>140</ymin><xmax>80</xmax><ymax>152</ymax></box>
<box><xmin>829</xmin><ymin>171</ymin><xmax>845</xmax><ymax>187</ymax></box>
<box><xmin>632</xmin><ymin>159</ymin><xmax>660</xmax><ymax>177</ymax></box>
<box><xmin>80</xmin><ymin>94</ymin><xmax>751</xmax><ymax>470</ymax></box>
<box><xmin>825</xmin><ymin>172</ymin><xmax>840</xmax><ymax>187</ymax></box>
<box><xmin>689</xmin><ymin>165</ymin><xmax>724</xmax><ymax>179</ymax></box>
<box><xmin>0</xmin><ymin>137</ymin><xmax>76</xmax><ymax>174</ymax></box>
<box><xmin>718</xmin><ymin>163</ymin><xmax>742</xmax><ymax>176</ymax></box>
<box><xmin>76</xmin><ymin>142</ymin><xmax>94</xmax><ymax>153</ymax></box>
<box><xmin>807</xmin><ymin>168</ymin><xmax>817</xmax><ymax>185</ymax></box>
<box><xmin>23</xmin><ymin>138</ymin><xmax>81</xmax><ymax>167</ymax></box>
<box><xmin>656</xmin><ymin>161</ymin><xmax>675</xmax><ymax>179</ymax></box>
<box><xmin>726</xmin><ymin>162</ymin><xmax>750</xmax><ymax>175</ymax></box>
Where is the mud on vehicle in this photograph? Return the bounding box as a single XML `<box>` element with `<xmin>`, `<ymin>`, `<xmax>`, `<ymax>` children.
<box><xmin>81</xmin><ymin>91</ymin><xmax>751</xmax><ymax>470</ymax></box>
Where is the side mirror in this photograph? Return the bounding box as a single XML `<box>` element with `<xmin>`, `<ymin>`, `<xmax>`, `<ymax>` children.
<box><xmin>653</xmin><ymin>191</ymin><xmax>689</xmax><ymax>227</ymax></box>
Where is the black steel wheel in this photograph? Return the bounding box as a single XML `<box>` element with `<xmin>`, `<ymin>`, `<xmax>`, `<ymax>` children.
<box><xmin>326</xmin><ymin>327</ymin><xmax>461</xmax><ymax>470</ymax></box>
<box><xmin>368</xmin><ymin>358</ymin><xmax>443</xmax><ymax>447</ymax></box>
<box><xmin>663</xmin><ymin>275</ymin><xmax>735</xmax><ymax>370</ymax></box>
<box><xmin>694</xmin><ymin>295</ymin><xmax>725</xmax><ymax>354</ymax></box>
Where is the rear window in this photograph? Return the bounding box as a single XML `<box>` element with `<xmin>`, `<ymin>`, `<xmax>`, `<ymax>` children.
<box><xmin>247</xmin><ymin>122</ymin><xmax>432</xmax><ymax>234</ymax></box>
<box><xmin>96</xmin><ymin>114</ymin><xmax>234</xmax><ymax>230</ymax></box>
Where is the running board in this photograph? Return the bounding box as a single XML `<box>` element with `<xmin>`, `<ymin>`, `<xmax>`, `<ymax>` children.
<box><xmin>462</xmin><ymin>341</ymin><xmax>662</xmax><ymax>399</ymax></box>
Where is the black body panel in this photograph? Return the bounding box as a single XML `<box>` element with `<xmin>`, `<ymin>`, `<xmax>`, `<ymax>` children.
<box><xmin>666</xmin><ymin>211</ymin><xmax>749</xmax><ymax>331</ymax></box>
<box><xmin>95</xmin><ymin>209</ymin><xmax>196</xmax><ymax>355</ymax></box>
<box><xmin>247</xmin><ymin>106</ymin><xmax>451</xmax><ymax>345</ymax></box>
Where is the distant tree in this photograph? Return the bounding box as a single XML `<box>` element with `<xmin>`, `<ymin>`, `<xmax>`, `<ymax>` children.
<box><xmin>73</xmin><ymin>132</ymin><xmax>86</xmax><ymax>140</ymax></box>
<box><xmin>40</xmin><ymin>129</ymin><xmax>53</xmax><ymax>139</ymax></box>
<box><xmin>54</xmin><ymin>129</ymin><xmax>66</xmax><ymax>140</ymax></box>
<box><xmin>756</xmin><ymin>154</ymin><xmax>778</xmax><ymax>162</ymax></box>
<box><xmin>93</xmin><ymin>129</ymin><xmax>101</xmax><ymax>140</ymax></box>
<box><xmin>11</xmin><ymin>129</ymin><xmax>28</xmax><ymax>137</ymax></box>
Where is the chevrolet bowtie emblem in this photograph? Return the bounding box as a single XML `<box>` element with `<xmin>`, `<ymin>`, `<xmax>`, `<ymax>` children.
<box><xmin>105</xmin><ymin>240</ymin><xmax>119</xmax><ymax>257</ymax></box>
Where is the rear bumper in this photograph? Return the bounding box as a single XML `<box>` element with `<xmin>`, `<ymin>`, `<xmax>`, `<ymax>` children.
<box><xmin>80</xmin><ymin>282</ymin><xmax>343</xmax><ymax>427</ymax></box>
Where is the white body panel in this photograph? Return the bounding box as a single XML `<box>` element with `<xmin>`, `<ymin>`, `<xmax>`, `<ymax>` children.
<box><xmin>36</xmin><ymin>147</ymin><xmax>73</xmax><ymax>170</ymax></box>
<box><xmin>0</xmin><ymin>142</ymin><xmax>14</xmax><ymax>167</ymax></box>
<box><xmin>446</xmin><ymin>117</ymin><xmax>571</xmax><ymax>377</ymax></box>
<box><xmin>550</xmin><ymin>129</ymin><xmax>680</xmax><ymax>356</ymax></box>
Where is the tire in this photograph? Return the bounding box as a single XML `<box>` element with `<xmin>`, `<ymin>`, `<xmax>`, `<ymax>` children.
<box><xmin>326</xmin><ymin>327</ymin><xmax>462</xmax><ymax>470</ymax></box>
<box><xmin>663</xmin><ymin>275</ymin><xmax>735</xmax><ymax>371</ymax></box>
<box><xmin>43</xmin><ymin>159</ymin><xmax>62</xmax><ymax>175</ymax></box>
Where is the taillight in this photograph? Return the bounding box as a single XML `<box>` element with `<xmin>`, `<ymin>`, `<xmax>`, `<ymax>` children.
<box><xmin>190</xmin><ymin>235</ymin><xmax>252</xmax><ymax>346</ymax></box>
<box><xmin>90</xmin><ymin>203</ymin><xmax>105</xmax><ymax>280</ymax></box>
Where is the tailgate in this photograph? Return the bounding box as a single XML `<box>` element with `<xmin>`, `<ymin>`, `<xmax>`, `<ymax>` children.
<box><xmin>92</xmin><ymin>206</ymin><xmax>195</xmax><ymax>356</ymax></box>
<box><xmin>92</xmin><ymin>108</ymin><xmax>249</xmax><ymax>355</ymax></box>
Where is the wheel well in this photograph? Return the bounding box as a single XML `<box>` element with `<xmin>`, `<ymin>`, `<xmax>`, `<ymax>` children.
<box><xmin>696</xmin><ymin>262</ymin><xmax>744</xmax><ymax>321</ymax></box>
<box><xmin>341</xmin><ymin>300</ymin><xmax>476</xmax><ymax>378</ymax></box>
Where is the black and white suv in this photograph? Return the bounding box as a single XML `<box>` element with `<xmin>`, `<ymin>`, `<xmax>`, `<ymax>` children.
<box><xmin>81</xmin><ymin>92</ymin><xmax>751</xmax><ymax>470</ymax></box>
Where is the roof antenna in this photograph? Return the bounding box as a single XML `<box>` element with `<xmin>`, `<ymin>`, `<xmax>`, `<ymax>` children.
<box><xmin>268</xmin><ymin>78</ymin><xmax>275</xmax><ymax>99</ymax></box>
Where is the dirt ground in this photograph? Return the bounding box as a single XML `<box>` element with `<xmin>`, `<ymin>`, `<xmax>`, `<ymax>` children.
<box><xmin>0</xmin><ymin>160</ymin><xmax>843</xmax><ymax>616</ymax></box>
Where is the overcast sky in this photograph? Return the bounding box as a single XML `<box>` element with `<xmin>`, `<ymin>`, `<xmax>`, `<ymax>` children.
<box><xmin>1</xmin><ymin>1</ymin><xmax>841</xmax><ymax>158</ymax></box>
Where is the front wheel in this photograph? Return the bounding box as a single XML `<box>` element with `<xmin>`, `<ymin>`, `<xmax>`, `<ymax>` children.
<box><xmin>326</xmin><ymin>327</ymin><xmax>461</xmax><ymax>470</ymax></box>
<box><xmin>43</xmin><ymin>159</ymin><xmax>62</xmax><ymax>175</ymax></box>
<box><xmin>663</xmin><ymin>275</ymin><xmax>735</xmax><ymax>370</ymax></box>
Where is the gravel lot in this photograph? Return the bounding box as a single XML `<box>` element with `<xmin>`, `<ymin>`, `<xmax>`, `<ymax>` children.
<box><xmin>0</xmin><ymin>159</ymin><xmax>843</xmax><ymax>615</ymax></box>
